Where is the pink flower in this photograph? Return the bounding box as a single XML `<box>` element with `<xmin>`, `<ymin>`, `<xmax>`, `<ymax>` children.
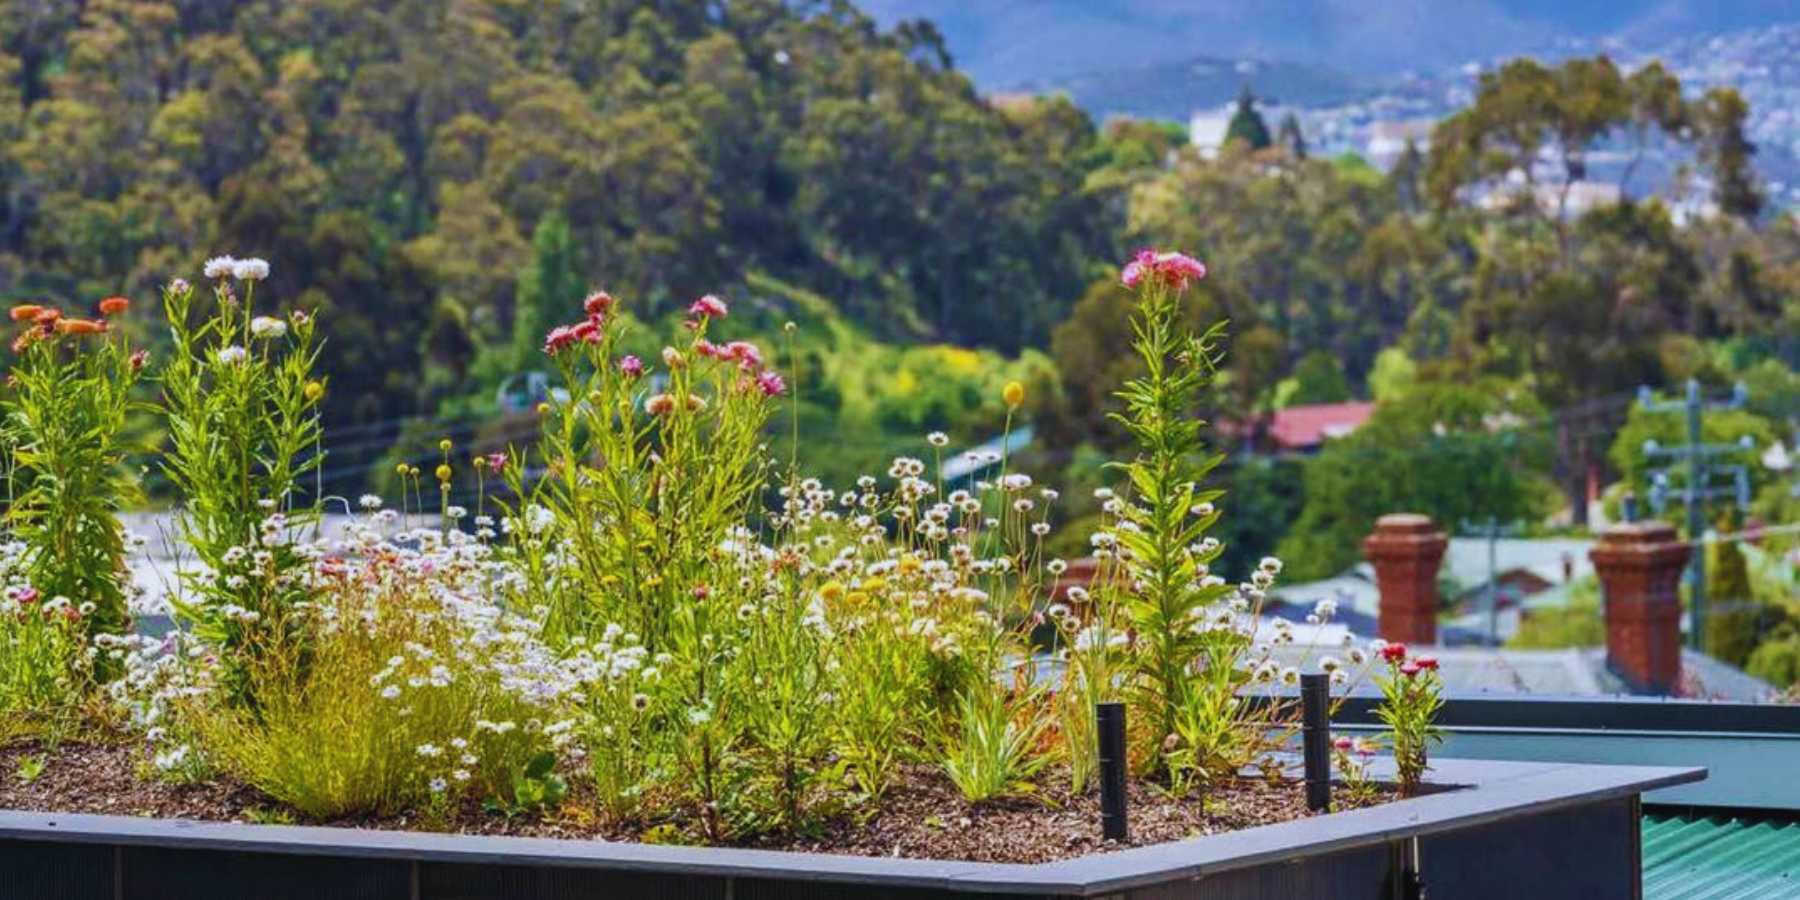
<box><xmin>693</xmin><ymin>339</ymin><xmax>725</xmax><ymax>359</ymax></box>
<box><xmin>724</xmin><ymin>341</ymin><xmax>763</xmax><ymax>369</ymax></box>
<box><xmin>756</xmin><ymin>370</ymin><xmax>786</xmax><ymax>397</ymax></box>
<box><xmin>572</xmin><ymin>318</ymin><xmax>602</xmax><ymax>344</ymax></box>
<box><xmin>583</xmin><ymin>291</ymin><xmax>614</xmax><ymax>317</ymax></box>
<box><xmin>1120</xmin><ymin>249</ymin><xmax>1208</xmax><ymax>290</ymax></box>
<box><xmin>1379</xmin><ymin>642</ymin><xmax>1408</xmax><ymax>664</ymax></box>
<box><xmin>543</xmin><ymin>325</ymin><xmax>579</xmax><ymax>354</ymax></box>
<box><xmin>1332</xmin><ymin>736</ymin><xmax>1354</xmax><ymax>752</ymax></box>
<box><xmin>619</xmin><ymin>355</ymin><xmax>644</xmax><ymax>377</ymax></box>
<box><xmin>1415</xmin><ymin>655</ymin><xmax>1439</xmax><ymax>671</ymax></box>
<box><xmin>689</xmin><ymin>294</ymin><xmax>728</xmax><ymax>319</ymax></box>
<box><xmin>11</xmin><ymin>587</ymin><xmax>38</xmax><ymax>605</ymax></box>
<box><xmin>486</xmin><ymin>452</ymin><xmax>507</xmax><ymax>472</ymax></box>
<box><xmin>1399</xmin><ymin>662</ymin><xmax>1422</xmax><ymax>678</ymax></box>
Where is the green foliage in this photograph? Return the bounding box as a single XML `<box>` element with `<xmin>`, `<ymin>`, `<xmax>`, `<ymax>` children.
<box><xmin>1224</xmin><ymin>86</ymin><xmax>1272</xmax><ymax>151</ymax></box>
<box><xmin>939</xmin><ymin>682</ymin><xmax>1051</xmax><ymax>804</ymax></box>
<box><xmin>1606</xmin><ymin>401</ymin><xmax>1775</xmax><ymax>528</ymax></box>
<box><xmin>1506</xmin><ymin>577</ymin><xmax>1605</xmax><ymax>650</ymax></box>
<box><xmin>1279</xmin><ymin>380</ymin><xmax>1551</xmax><ymax>580</ymax></box>
<box><xmin>1278</xmin><ymin>350</ymin><xmax>1353</xmax><ymax>407</ymax></box>
<box><xmin>2</xmin><ymin>302</ymin><xmax>144</xmax><ymax>649</ymax></box>
<box><xmin>159</xmin><ymin>268</ymin><xmax>325</xmax><ymax>703</ymax></box>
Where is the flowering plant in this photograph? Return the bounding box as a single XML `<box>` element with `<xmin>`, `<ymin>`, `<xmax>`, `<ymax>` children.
<box><xmin>159</xmin><ymin>260</ymin><xmax>325</xmax><ymax>703</ymax></box>
<box><xmin>2</xmin><ymin>296</ymin><xmax>144</xmax><ymax>685</ymax></box>
<box><xmin>1371</xmin><ymin>642</ymin><xmax>1444</xmax><ymax>796</ymax></box>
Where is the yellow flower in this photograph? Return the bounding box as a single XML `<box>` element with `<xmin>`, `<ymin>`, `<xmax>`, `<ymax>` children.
<box><xmin>897</xmin><ymin>555</ymin><xmax>921</xmax><ymax>577</ymax></box>
<box><xmin>1002</xmin><ymin>380</ymin><xmax>1026</xmax><ymax>408</ymax></box>
<box><xmin>439</xmin><ymin>438</ymin><xmax>452</xmax><ymax>453</ymax></box>
<box><xmin>845</xmin><ymin>591</ymin><xmax>869</xmax><ymax>607</ymax></box>
<box><xmin>863</xmin><ymin>576</ymin><xmax>887</xmax><ymax>593</ymax></box>
<box><xmin>435</xmin><ymin>464</ymin><xmax>453</xmax><ymax>483</ymax></box>
<box><xmin>395</xmin><ymin>463</ymin><xmax>410</xmax><ymax>476</ymax></box>
<box><xmin>303</xmin><ymin>380</ymin><xmax>324</xmax><ymax>402</ymax></box>
<box><xmin>819</xmin><ymin>580</ymin><xmax>845</xmax><ymax>602</ymax></box>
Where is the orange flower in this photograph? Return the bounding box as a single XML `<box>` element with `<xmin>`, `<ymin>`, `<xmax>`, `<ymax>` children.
<box><xmin>54</xmin><ymin>318</ymin><xmax>106</xmax><ymax>336</ymax></box>
<box><xmin>98</xmin><ymin>296</ymin><xmax>130</xmax><ymax>316</ymax></box>
<box><xmin>33</xmin><ymin>308</ymin><xmax>61</xmax><ymax>324</ymax></box>
<box><xmin>8</xmin><ymin>305</ymin><xmax>44</xmax><ymax>322</ymax></box>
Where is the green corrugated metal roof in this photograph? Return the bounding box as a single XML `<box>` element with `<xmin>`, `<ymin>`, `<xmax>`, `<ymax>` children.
<box><xmin>1644</xmin><ymin>813</ymin><xmax>1800</xmax><ymax>899</ymax></box>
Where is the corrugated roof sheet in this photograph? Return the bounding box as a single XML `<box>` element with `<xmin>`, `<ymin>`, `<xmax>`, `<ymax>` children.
<box><xmin>1644</xmin><ymin>813</ymin><xmax>1800</xmax><ymax>899</ymax></box>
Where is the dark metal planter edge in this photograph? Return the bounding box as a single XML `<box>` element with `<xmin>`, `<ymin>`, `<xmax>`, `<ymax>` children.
<box><xmin>0</xmin><ymin>757</ymin><xmax>1703</xmax><ymax>897</ymax></box>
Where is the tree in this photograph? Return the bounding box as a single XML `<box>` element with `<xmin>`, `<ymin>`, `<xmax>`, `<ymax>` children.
<box><xmin>1694</xmin><ymin>87</ymin><xmax>1763</xmax><ymax>221</ymax></box>
<box><xmin>1224</xmin><ymin>86</ymin><xmax>1271</xmax><ymax>151</ymax></box>
<box><xmin>509</xmin><ymin>212</ymin><xmax>584</xmax><ymax>373</ymax></box>
<box><xmin>1276</xmin><ymin>112</ymin><xmax>1306</xmax><ymax>159</ymax></box>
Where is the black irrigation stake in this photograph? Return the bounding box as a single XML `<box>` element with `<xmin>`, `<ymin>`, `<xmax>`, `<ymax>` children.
<box><xmin>1096</xmin><ymin>701</ymin><xmax>1128</xmax><ymax>842</ymax></box>
<box><xmin>1301</xmin><ymin>672</ymin><xmax>1332</xmax><ymax>813</ymax></box>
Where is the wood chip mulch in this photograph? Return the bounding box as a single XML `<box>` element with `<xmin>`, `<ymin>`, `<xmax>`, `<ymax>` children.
<box><xmin>0</xmin><ymin>740</ymin><xmax>1393</xmax><ymax>864</ymax></box>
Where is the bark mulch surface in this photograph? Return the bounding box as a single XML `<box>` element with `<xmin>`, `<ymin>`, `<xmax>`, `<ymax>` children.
<box><xmin>0</xmin><ymin>741</ymin><xmax>1393</xmax><ymax>864</ymax></box>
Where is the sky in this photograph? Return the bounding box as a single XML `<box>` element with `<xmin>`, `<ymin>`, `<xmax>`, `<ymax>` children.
<box><xmin>852</xmin><ymin>0</ymin><xmax>1800</xmax><ymax>83</ymax></box>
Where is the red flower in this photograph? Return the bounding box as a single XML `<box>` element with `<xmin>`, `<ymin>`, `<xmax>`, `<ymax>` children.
<box><xmin>543</xmin><ymin>325</ymin><xmax>579</xmax><ymax>354</ymax></box>
<box><xmin>129</xmin><ymin>349</ymin><xmax>149</xmax><ymax>372</ymax></box>
<box><xmin>99</xmin><ymin>296</ymin><xmax>131</xmax><ymax>316</ymax></box>
<box><xmin>8</xmin><ymin>304</ymin><xmax>44</xmax><ymax>322</ymax></box>
<box><xmin>583</xmin><ymin>291</ymin><xmax>614</xmax><ymax>317</ymax></box>
<box><xmin>1399</xmin><ymin>661</ymin><xmax>1422</xmax><ymax>678</ymax></box>
<box><xmin>1414</xmin><ymin>655</ymin><xmax>1439</xmax><ymax>671</ymax></box>
<box><xmin>693</xmin><ymin>338</ymin><xmax>724</xmax><ymax>359</ymax></box>
<box><xmin>1332</xmin><ymin>736</ymin><xmax>1354</xmax><ymax>752</ymax></box>
<box><xmin>571</xmin><ymin>318</ymin><xmax>602</xmax><ymax>345</ymax></box>
<box><xmin>756</xmin><ymin>370</ymin><xmax>786</xmax><ymax>397</ymax></box>
<box><xmin>1379</xmin><ymin>642</ymin><xmax>1409</xmax><ymax>664</ymax></box>
<box><xmin>688</xmin><ymin>294</ymin><xmax>728</xmax><ymax>319</ymax></box>
<box><xmin>33</xmin><ymin>307</ymin><xmax>61</xmax><ymax>325</ymax></box>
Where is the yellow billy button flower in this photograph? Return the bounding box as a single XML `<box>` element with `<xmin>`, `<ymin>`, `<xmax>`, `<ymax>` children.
<box><xmin>1003</xmin><ymin>380</ymin><xmax>1026</xmax><ymax>408</ymax></box>
<box><xmin>435</xmin><ymin>464</ymin><xmax>453</xmax><ymax>483</ymax></box>
<box><xmin>395</xmin><ymin>463</ymin><xmax>410</xmax><ymax>476</ymax></box>
<box><xmin>303</xmin><ymin>380</ymin><xmax>324</xmax><ymax>402</ymax></box>
<box><xmin>439</xmin><ymin>438</ymin><xmax>452</xmax><ymax>453</ymax></box>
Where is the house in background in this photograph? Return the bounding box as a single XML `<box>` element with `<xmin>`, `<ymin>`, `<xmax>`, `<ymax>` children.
<box><xmin>1222</xmin><ymin>400</ymin><xmax>1376</xmax><ymax>455</ymax></box>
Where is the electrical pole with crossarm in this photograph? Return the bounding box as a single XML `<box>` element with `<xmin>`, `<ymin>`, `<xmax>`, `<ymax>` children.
<box><xmin>1637</xmin><ymin>379</ymin><xmax>1753</xmax><ymax>652</ymax></box>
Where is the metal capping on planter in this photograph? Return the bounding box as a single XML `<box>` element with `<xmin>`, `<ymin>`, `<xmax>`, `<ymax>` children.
<box><xmin>0</xmin><ymin>758</ymin><xmax>1703</xmax><ymax>898</ymax></box>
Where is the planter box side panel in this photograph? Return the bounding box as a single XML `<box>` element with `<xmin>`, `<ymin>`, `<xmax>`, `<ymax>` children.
<box><xmin>1124</xmin><ymin>843</ymin><xmax>1392</xmax><ymax>900</ymax></box>
<box><xmin>1420</xmin><ymin>797</ymin><xmax>1640</xmax><ymax>900</ymax></box>
<box><xmin>0</xmin><ymin>839</ymin><xmax>112</xmax><ymax>900</ymax></box>
<box><xmin>421</xmin><ymin>862</ymin><xmax>729</xmax><ymax>900</ymax></box>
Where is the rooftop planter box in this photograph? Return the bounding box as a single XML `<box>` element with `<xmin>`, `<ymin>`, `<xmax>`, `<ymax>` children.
<box><xmin>0</xmin><ymin>758</ymin><xmax>1700</xmax><ymax>900</ymax></box>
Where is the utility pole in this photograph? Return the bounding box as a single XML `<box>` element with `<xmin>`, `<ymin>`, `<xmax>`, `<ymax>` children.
<box><xmin>1638</xmin><ymin>379</ymin><xmax>1753</xmax><ymax>652</ymax></box>
<box><xmin>1458</xmin><ymin>517</ymin><xmax>1523</xmax><ymax>646</ymax></box>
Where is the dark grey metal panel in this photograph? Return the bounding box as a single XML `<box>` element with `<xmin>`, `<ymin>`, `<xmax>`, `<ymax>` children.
<box><xmin>1421</xmin><ymin>798</ymin><xmax>1639</xmax><ymax>900</ymax></box>
<box><xmin>122</xmin><ymin>846</ymin><xmax>409</xmax><ymax>900</ymax></box>
<box><xmin>0</xmin><ymin>839</ymin><xmax>112</xmax><ymax>900</ymax></box>
<box><xmin>1125</xmin><ymin>845</ymin><xmax>1392</xmax><ymax>900</ymax></box>
<box><xmin>735</xmin><ymin>879</ymin><xmax>1032</xmax><ymax>900</ymax></box>
<box><xmin>421</xmin><ymin>861</ymin><xmax>728</xmax><ymax>900</ymax></box>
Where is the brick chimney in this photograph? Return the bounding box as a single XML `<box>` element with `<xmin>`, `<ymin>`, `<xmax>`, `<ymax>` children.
<box><xmin>1363</xmin><ymin>513</ymin><xmax>1448</xmax><ymax>645</ymax></box>
<box><xmin>1590</xmin><ymin>521</ymin><xmax>1690</xmax><ymax>694</ymax></box>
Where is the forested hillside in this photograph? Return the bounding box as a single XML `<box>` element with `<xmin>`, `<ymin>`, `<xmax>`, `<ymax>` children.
<box><xmin>0</xmin><ymin>0</ymin><xmax>1111</xmax><ymax>427</ymax></box>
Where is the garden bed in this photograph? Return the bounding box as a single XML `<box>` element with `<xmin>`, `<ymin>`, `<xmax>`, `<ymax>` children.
<box><xmin>0</xmin><ymin>740</ymin><xmax>1390</xmax><ymax>864</ymax></box>
<box><xmin>0</xmin><ymin>757</ymin><xmax>1701</xmax><ymax>899</ymax></box>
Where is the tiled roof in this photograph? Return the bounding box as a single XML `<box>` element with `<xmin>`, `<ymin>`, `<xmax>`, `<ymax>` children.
<box><xmin>1265</xmin><ymin>400</ymin><xmax>1376</xmax><ymax>450</ymax></box>
<box><xmin>1644</xmin><ymin>813</ymin><xmax>1800</xmax><ymax>900</ymax></box>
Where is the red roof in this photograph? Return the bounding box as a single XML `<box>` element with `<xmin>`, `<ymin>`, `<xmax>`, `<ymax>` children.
<box><xmin>1266</xmin><ymin>401</ymin><xmax>1375</xmax><ymax>450</ymax></box>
